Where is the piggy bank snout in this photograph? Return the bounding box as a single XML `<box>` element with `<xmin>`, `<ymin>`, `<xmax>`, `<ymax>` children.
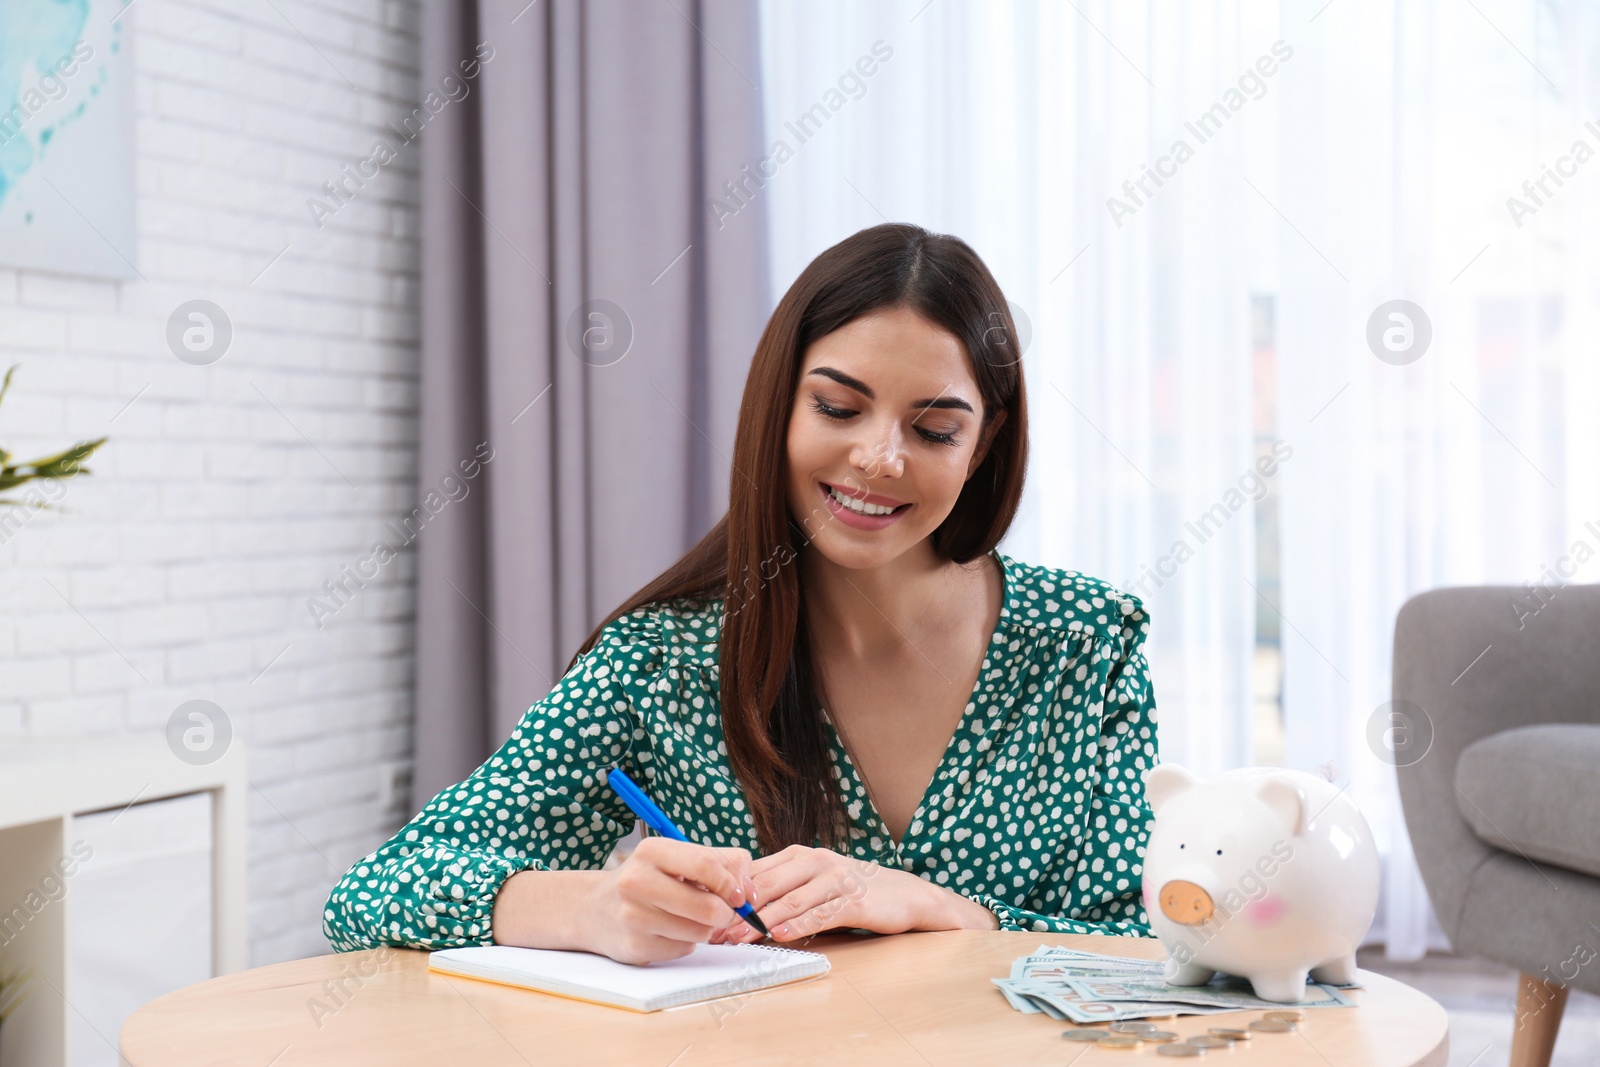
<box><xmin>1158</xmin><ymin>879</ymin><xmax>1215</xmax><ymax>925</ymax></box>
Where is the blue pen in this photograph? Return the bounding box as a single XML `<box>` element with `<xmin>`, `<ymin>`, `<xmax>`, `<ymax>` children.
<box><xmin>604</xmin><ymin>766</ymin><xmax>770</xmax><ymax>939</ymax></box>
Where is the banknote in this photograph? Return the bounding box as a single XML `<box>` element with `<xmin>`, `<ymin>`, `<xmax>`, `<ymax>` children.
<box><xmin>998</xmin><ymin>979</ymin><xmax>1243</xmax><ymax>1024</ymax></box>
<box><xmin>1012</xmin><ymin>945</ymin><xmax>1362</xmax><ymax>989</ymax></box>
<box><xmin>996</xmin><ymin>946</ymin><xmax>1362</xmax><ymax>1023</ymax></box>
<box><xmin>1005</xmin><ymin>987</ymin><xmax>1069</xmax><ymax>1020</ymax></box>
<box><xmin>1064</xmin><ymin>976</ymin><xmax>1359</xmax><ymax>1011</ymax></box>
<box><xmin>1010</xmin><ymin>957</ymin><xmax>1160</xmax><ymax>982</ymax></box>
<box><xmin>1023</xmin><ymin>944</ymin><xmax>1162</xmax><ymax>965</ymax></box>
<box><xmin>990</xmin><ymin>978</ymin><xmax>1046</xmax><ymax>1015</ymax></box>
<box><xmin>1011</xmin><ymin>946</ymin><xmax>1163</xmax><ymax>978</ymax></box>
<box><xmin>1207</xmin><ymin>968</ymin><xmax>1363</xmax><ymax>992</ymax></box>
<box><xmin>994</xmin><ymin>979</ymin><xmax>1156</xmax><ymax>1023</ymax></box>
<box><xmin>1015</xmin><ymin>950</ymin><xmax>1157</xmax><ymax>967</ymax></box>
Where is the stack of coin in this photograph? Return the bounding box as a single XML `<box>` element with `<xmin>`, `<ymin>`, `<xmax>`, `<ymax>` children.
<box><xmin>1059</xmin><ymin>1024</ymin><xmax>1181</xmax><ymax>1051</ymax></box>
<box><xmin>1061</xmin><ymin>1007</ymin><xmax>1306</xmax><ymax>1055</ymax></box>
<box><xmin>1061</xmin><ymin>1029</ymin><xmax>1107</xmax><ymax>1043</ymax></box>
<box><xmin>1251</xmin><ymin>1019</ymin><xmax>1297</xmax><ymax>1033</ymax></box>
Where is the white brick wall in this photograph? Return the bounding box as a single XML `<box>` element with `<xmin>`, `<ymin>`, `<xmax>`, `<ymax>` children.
<box><xmin>0</xmin><ymin>0</ymin><xmax>423</xmax><ymax>965</ymax></box>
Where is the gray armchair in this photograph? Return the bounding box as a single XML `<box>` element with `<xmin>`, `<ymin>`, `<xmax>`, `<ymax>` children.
<box><xmin>1394</xmin><ymin>584</ymin><xmax>1600</xmax><ymax>1067</ymax></box>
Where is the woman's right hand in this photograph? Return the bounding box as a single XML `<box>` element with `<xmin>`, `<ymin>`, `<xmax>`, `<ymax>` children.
<box><xmin>580</xmin><ymin>837</ymin><xmax>758</xmax><ymax>964</ymax></box>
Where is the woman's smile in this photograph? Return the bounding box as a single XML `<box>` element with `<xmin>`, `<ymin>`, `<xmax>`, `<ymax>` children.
<box><xmin>820</xmin><ymin>480</ymin><xmax>912</xmax><ymax>529</ymax></box>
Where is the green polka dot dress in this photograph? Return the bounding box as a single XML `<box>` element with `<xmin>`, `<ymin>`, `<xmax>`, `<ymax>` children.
<box><xmin>322</xmin><ymin>548</ymin><xmax>1161</xmax><ymax>950</ymax></box>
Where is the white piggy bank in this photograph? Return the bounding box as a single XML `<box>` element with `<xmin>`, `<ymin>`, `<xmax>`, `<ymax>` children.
<box><xmin>1140</xmin><ymin>763</ymin><xmax>1379</xmax><ymax>1003</ymax></box>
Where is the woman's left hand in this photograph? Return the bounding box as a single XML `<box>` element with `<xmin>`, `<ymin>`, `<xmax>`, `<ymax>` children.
<box><xmin>707</xmin><ymin>844</ymin><xmax>948</xmax><ymax>944</ymax></box>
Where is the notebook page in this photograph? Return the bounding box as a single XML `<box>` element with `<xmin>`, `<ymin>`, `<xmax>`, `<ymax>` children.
<box><xmin>428</xmin><ymin>941</ymin><xmax>828</xmax><ymax>1006</ymax></box>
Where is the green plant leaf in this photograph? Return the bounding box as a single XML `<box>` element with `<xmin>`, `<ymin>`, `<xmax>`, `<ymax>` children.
<box><xmin>0</xmin><ymin>367</ymin><xmax>109</xmax><ymax>507</ymax></box>
<box><xmin>0</xmin><ymin>363</ymin><xmax>16</xmax><ymax>416</ymax></box>
<box><xmin>17</xmin><ymin>437</ymin><xmax>106</xmax><ymax>476</ymax></box>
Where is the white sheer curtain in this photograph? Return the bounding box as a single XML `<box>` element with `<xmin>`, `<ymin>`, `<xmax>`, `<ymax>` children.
<box><xmin>758</xmin><ymin>0</ymin><xmax>1600</xmax><ymax>960</ymax></box>
<box><xmin>1276</xmin><ymin>0</ymin><xmax>1600</xmax><ymax>959</ymax></box>
<box><xmin>758</xmin><ymin>0</ymin><xmax>1263</xmax><ymax>778</ymax></box>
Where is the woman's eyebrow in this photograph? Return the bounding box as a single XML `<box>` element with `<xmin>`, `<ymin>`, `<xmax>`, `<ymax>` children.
<box><xmin>806</xmin><ymin>366</ymin><xmax>975</xmax><ymax>413</ymax></box>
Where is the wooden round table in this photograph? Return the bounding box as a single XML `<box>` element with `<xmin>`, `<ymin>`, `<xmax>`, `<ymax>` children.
<box><xmin>121</xmin><ymin>930</ymin><xmax>1448</xmax><ymax>1065</ymax></box>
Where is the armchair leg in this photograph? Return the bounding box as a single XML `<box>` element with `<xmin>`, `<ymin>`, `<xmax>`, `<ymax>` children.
<box><xmin>1510</xmin><ymin>972</ymin><xmax>1569</xmax><ymax>1067</ymax></box>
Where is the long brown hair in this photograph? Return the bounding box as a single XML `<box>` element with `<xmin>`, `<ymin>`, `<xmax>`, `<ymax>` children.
<box><xmin>570</xmin><ymin>223</ymin><xmax>1029</xmax><ymax>854</ymax></box>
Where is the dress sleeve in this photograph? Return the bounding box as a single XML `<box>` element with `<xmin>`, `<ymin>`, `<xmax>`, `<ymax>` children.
<box><xmin>968</xmin><ymin>595</ymin><xmax>1160</xmax><ymax>935</ymax></box>
<box><xmin>321</xmin><ymin>630</ymin><xmax>644</xmax><ymax>951</ymax></box>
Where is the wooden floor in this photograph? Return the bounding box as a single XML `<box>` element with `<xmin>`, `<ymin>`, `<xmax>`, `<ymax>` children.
<box><xmin>1357</xmin><ymin>947</ymin><xmax>1600</xmax><ymax>1066</ymax></box>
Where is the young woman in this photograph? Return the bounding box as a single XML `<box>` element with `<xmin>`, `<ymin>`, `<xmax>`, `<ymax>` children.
<box><xmin>323</xmin><ymin>223</ymin><xmax>1160</xmax><ymax>965</ymax></box>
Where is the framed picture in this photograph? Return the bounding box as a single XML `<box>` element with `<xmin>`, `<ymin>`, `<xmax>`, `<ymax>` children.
<box><xmin>0</xmin><ymin>0</ymin><xmax>136</xmax><ymax>279</ymax></box>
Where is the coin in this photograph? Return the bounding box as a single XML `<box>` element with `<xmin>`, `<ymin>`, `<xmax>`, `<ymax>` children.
<box><xmin>1186</xmin><ymin>1035</ymin><xmax>1231</xmax><ymax>1048</ymax></box>
<box><xmin>1144</xmin><ymin>1030</ymin><xmax>1181</xmax><ymax>1043</ymax></box>
<box><xmin>1208</xmin><ymin>1027</ymin><xmax>1253</xmax><ymax>1040</ymax></box>
<box><xmin>1250</xmin><ymin>1019</ymin><xmax>1297</xmax><ymax>1033</ymax></box>
<box><xmin>1062</xmin><ymin>1030</ymin><xmax>1107</xmax><ymax>1042</ymax></box>
<box><xmin>1264</xmin><ymin>1009</ymin><xmax>1305</xmax><ymax>1022</ymax></box>
<box><xmin>1155</xmin><ymin>1046</ymin><xmax>1206</xmax><ymax>1058</ymax></box>
<box><xmin>1110</xmin><ymin>1021</ymin><xmax>1158</xmax><ymax>1033</ymax></box>
<box><xmin>1098</xmin><ymin>1035</ymin><xmax>1144</xmax><ymax>1049</ymax></box>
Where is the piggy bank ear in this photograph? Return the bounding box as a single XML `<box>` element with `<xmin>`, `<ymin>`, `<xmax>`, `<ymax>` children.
<box><xmin>1256</xmin><ymin>776</ymin><xmax>1308</xmax><ymax>836</ymax></box>
<box><xmin>1143</xmin><ymin>764</ymin><xmax>1199</xmax><ymax>816</ymax></box>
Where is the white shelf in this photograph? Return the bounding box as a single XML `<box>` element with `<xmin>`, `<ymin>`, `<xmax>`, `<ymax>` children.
<box><xmin>0</xmin><ymin>734</ymin><xmax>248</xmax><ymax>1067</ymax></box>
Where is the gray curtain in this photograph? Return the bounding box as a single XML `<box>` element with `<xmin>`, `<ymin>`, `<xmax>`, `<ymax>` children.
<box><xmin>412</xmin><ymin>0</ymin><xmax>771</xmax><ymax>807</ymax></box>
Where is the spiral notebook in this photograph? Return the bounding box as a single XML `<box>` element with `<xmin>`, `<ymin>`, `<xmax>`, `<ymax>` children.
<box><xmin>426</xmin><ymin>942</ymin><xmax>832</xmax><ymax>1013</ymax></box>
